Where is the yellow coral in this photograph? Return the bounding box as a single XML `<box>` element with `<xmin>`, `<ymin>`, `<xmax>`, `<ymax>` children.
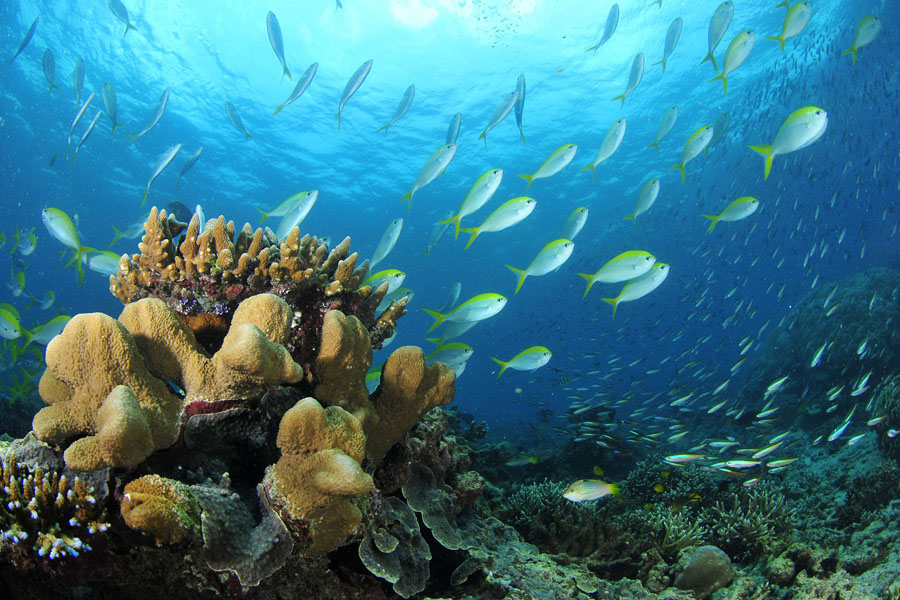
<box><xmin>121</xmin><ymin>474</ymin><xmax>201</xmax><ymax>545</ymax></box>
<box><xmin>313</xmin><ymin>310</ymin><xmax>375</xmax><ymax>428</ymax></box>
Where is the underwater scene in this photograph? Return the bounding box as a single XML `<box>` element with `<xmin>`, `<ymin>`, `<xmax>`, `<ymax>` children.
<box><xmin>0</xmin><ymin>0</ymin><xmax>898</xmax><ymax>598</ymax></box>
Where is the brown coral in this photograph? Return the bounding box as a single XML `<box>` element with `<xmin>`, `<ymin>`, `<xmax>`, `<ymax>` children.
<box><xmin>121</xmin><ymin>474</ymin><xmax>201</xmax><ymax>545</ymax></box>
<box><xmin>313</xmin><ymin>310</ymin><xmax>375</xmax><ymax>427</ymax></box>
<box><xmin>264</xmin><ymin>397</ymin><xmax>373</xmax><ymax>557</ymax></box>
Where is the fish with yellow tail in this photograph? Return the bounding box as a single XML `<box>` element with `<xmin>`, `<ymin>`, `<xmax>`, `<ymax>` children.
<box><xmin>653</xmin><ymin>17</ymin><xmax>683</xmax><ymax>73</ymax></box>
<box><xmin>401</xmin><ymin>143</ymin><xmax>458</xmax><ymax>212</ymax></box>
<box><xmin>601</xmin><ymin>263</ymin><xmax>669</xmax><ymax>320</ymax></box>
<box><xmin>669</xmin><ymin>125</ymin><xmax>713</xmax><ymax>183</ymax></box>
<box><xmin>337</xmin><ymin>59</ymin><xmax>373</xmax><ymax>131</ymax></box>
<box><xmin>748</xmin><ymin>106</ymin><xmax>827</xmax><ymax>180</ymax></box>
<box><xmin>141</xmin><ymin>144</ymin><xmax>182</xmax><ymax>206</ymax></box>
<box><xmin>701</xmin><ymin>2</ymin><xmax>734</xmax><ymax>73</ymax></box>
<box><xmin>611</xmin><ymin>53</ymin><xmax>644</xmax><ymax>107</ymax></box>
<box><xmin>0</xmin><ymin>303</ymin><xmax>24</xmax><ymax>340</ymax></box>
<box><xmin>586</xmin><ymin>4</ymin><xmax>619</xmax><ymax>52</ymax></box>
<box><xmin>578</xmin><ymin>250</ymin><xmax>656</xmax><ymax>298</ymax></box>
<box><xmin>701</xmin><ymin>196</ymin><xmax>759</xmax><ymax>232</ymax></box>
<box><xmin>562</xmin><ymin>207</ymin><xmax>588</xmax><ymax>240</ymax></box>
<box><xmin>709</xmin><ymin>30</ymin><xmax>755</xmax><ymax>94</ymax></box>
<box><xmin>563</xmin><ymin>479</ymin><xmax>620</xmax><ymax>502</ymax></box>
<box><xmin>842</xmin><ymin>15</ymin><xmax>882</xmax><ymax>65</ymax></box>
<box><xmin>421</xmin><ymin>293</ymin><xmax>507</xmax><ymax>334</ymax></box>
<box><xmin>441</xmin><ymin>168</ymin><xmax>503</xmax><ymax>239</ymax></box>
<box><xmin>266</xmin><ymin>11</ymin><xmax>291</xmax><ymax>81</ymax></box>
<box><xmin>491</xmin><ymin>346</ymin><xmax>552</xmax><ymax>378</ymax></box>
<box><xmin>765</xmin><ymin>2</ymin><xmax>812</xmax><ymax>52</ymax></box>
<box><xmin>478</xmin><ymin>90</ymin><xmax>518</xmax><ymax>148</ymax></box>
<box><xmin>648</xmin><ymin>107</ymin><xmax>677</xmax><ymax>155</ymax></box>
<box><xmin>459</xmin><ymin>197</ymin><xmax>536</xmax><ymax>249</ymax></box>
<box><xmin>582</xmin><ymin>119</ymin><xmax>626</xmax><ymax>180</ymax></box>
<box><xmin>376</xmin><ymin>84</ymin><xmax>415</xmax><ymax>134</ymax></box>
<box><xmin>41</xmin><ymin>207</ymin><xmax>98</xmax><ymax>286</ymax></box>
<box><xmin>623</xmin><ymin>178</ymin><xmax>660</xmax><ymax>226</ymax></box>
<box><xmin>274</xmin><ymin>62</ymin><xmax>317</xmax><ymax>116</ymax></box>
<box><xmin>519</xmin><ymin>143</ymin><xmax>577</xmax><ymax>190</ymax></box>
<box><xmin>505</xmin><ymin>239</ymin><xmax>574</xmax><ymax>294</ymax></box>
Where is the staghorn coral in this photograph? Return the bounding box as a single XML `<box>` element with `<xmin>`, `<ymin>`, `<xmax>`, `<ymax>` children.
<box><xmin>639</xmin><ymin>505</ymin><xmax>708</xmax><ymax>561</ymax></box>
<box><xmin>120</xmin><ymin>474</ymin><xmax>202</xmax><ymax>546</ymax></box>
<box><xmin>703</xmin><ymin>482</ymin><xmax>795</xmax><ymax>561</ymax></box>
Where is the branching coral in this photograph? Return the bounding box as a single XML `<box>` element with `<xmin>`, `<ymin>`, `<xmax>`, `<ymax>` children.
<box><xmin>639</xmin><ymin>505</ymin><xmax>708</xmax><ymax>561</ymax></box>
<box><xmin>703</xmin><ymin>482</ymin><xmax>795</xmax><ymax>561</ymax></box>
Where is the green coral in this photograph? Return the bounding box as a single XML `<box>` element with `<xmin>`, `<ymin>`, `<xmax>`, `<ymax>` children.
<box><xmin>637</xmin><ymin>505</ymin><xmax>708</xmax><ymax>561</ymax></box>
<box><xmin>703</xmin><ymin>482</ymin><xmax>795</xmax><ymax>561</ymax></box>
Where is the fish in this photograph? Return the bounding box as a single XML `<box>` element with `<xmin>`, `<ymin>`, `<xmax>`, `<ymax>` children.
<box><xmin>140</xmin><ymin>144</ymin><xmax>181</xmax><ymax>206</ymax></box>
<box><xmin>108</xmin><ymin>0</ymin><xmax>137</xmax><ymax>36</ymax></box>
<box><xmin>362</xmin><ymin>269</ymin><xmax>406</xmax><ymax>295</ymax></box>
<box><xmin>601</xmin><ymin>263</ymin><xmax>670</xmax><ymax>320</ymax></box>
<box><xmin>670</xmin><ymin>126</ymin><xmax>714</xmax><ymax>183</ymax></box>
<box><xmin>424</xmin><ymin>210</ymin><xmax>455</xmax><ymax>255</ymax></box>
<box><xmin>701</xmin><ymin>2</ymin><xmax>734</xmax><ymax>72</ymax></box>
<box><xmin>42</xmin><ymin>49</ymin><xmax>60</xmax><ymax>94</ymax></box>
<box><xmin>426</xmin><ymin>342</ymin><xmax>474</xmax><ymax>366</ymax></box>
<box><xmin>83</xmin><ymin>250</ymin><xmax>122</xmax><ymax>276</ymax></box>
<box><xmin>653</xmin><ymin>17</ymin><xmax>683</xmax><ymax>73</ymax></box>
<box><xmin>337</xmin><ymin>59</ymin><xmax>373</xmax><ymax>131</ymax></box>
<box><xmin>421</xmin><ymin>293</ymin><xmax>507</xmax><ymax>333</ymax></box>
<box><xmin>67</xmin><ymin>92</ymin><xmax>96</xmax><ymax>159</ymax></box>
<box><xmin>492</xmin><ymin>346</ymin><xmax>553</xmax><ymax>378</ymax></box>
<box><xmin>0</xmin><ymin>304</ymin><xmax>23</xmax><ymax>340</ymax></box>
<box><xmin>843</xmin><ymin>15</ymin><xmax>882</xmax><ymax>65</ymax></box>
<box><xmin>478</xmin><ymin>90</ymin><xmax>518</xmax><ymax>148</ymax></box>
<box><xmin>748</xmin><ymin>106</ymin><xmax>828</xmax><ymax>180</ymax></box>
<box><xmin>505</xmin><ymin>454</ymin><xmax>538</xmax><ymax>467</ymax></box>
<box><xmin>8</xmin><ymin>269</ymin><xmax>25</xmax><ymax>297</ymax></box>
<box><xmin>370</xmin><ymin>218</ymin><xmax>403</xmax><ymax>268</ymax></box>
<box><xmin>581</xmin><ymin>118</ymin><xmax>626</xmax><ymax>180</ymax></box>
<box><xmin>586</xmin><ymin>4</ymin><xmax>619</xmax><ymax>52</ymax></box>
<box><xmin>663</xmin><ymin>453</ymin><xmax>706</xmax><ymax>464</ymax></box>
<box><xmin>13</xmin><ymin>228</ymin><xmax>37</xmax><ymax>256</ymax></box>
<box><xmin>110</xmin><ymin>219</ymin><xmax>146</xmax><ymax>245</ymax></box>
<box><xmin>577</xmin><ymin>251</ymin><xmax>656</xmax><ymax>297</ymax></box>
<box><xmin>562</xmin><ymin>207</ymin><xmax>588</xmax><ymax>240</ymax></box>
<box><xmin>224</xmin><ymin>101</ymin><xmax>252</xmax><ymax>139</ymax></box>
<box><xmin>273</xmin><ymin>62</ymin><xmax>317</xmax><ymax>116</ymax></box>
<box><xmin>24</xmin><ymin>315</ymin><xmax>71</xmax><ymax>348</ymax></box>
<box><xmin>6</xmin><ymin>17</ymin><xmax>38</xmax><ymax>67</ymax></box>
<box><xmin>623</xmin><ymin>178</ymin><xmax>660</xmax><ymax>225</ymax></box>
<box><xmin>73</xmin><ymin>58</ymin><xmax>85</xmax><ymax>104</ymax></box>
<box><xmin>274</xmin><ymin>190</ymin><xmax>319</xmax><ymax>240</ymax></box>
<box><xmin>563</xmin><ymin>479</ymin><xmax>620</xmax><ymax>502</ymax></box>
<box><xmin>175</xmin><ymin>146</ymin><xmax>203</xmax><ymax>194</ymax></box>
<box><xmin>446</xmin><ymin>112</ymin><xmax>461</xmax><ymax>145</ymax></box>
<box><xmin>41</xmin><ymin>207</ymin><xmax>97</xmax><ymax>285</ymax></box>
<box><xmin>518</xmin><ymin>143</ymin><xmax>577</xmax><ymax>190</ymax></box>
<box><xmin>441</xmin><ymin>169</ymin><xmax>503</xmax><ymax>239</ymax></box>
<box><xmin>256</xmin><ymin>190</ymin><xmax>318</xmax><ymax>224</ymax></box>
<box><xmin>766</xmin><ymin>2</ymin><xmax>812</xmax><ymax>51</ymax></box>
<box><xmin>648</xmin><ymin>107</ymin><xmax>678</xmax><ymax>155</ymax></box>
<box><xmin>459</xmin><ymin>197</ymin><xmax>537</xmax><ymax>249</ymax></box>
<box><xmin>266</xmin><ymin>11</ymin><xmax>290</xmax><ymax>80</ymax></box>
<box><xmin>707</xmin><ymin>112</ymin><xmax>730</xmax><ymax>154</ymax></box>
<box><xmin>32</xmin><ymin>290</ymin><xmax>55</xmax><ymax>311</ymax></box>
<box><xmin>701</xmin><ymin>196</ymin><xmax>759</xmax><ymax>232</ymax></box>
<box><xmin>439</xmin><ymin>282</ymin><xmax>462</xmax><ymax>313</ymax></box>
<box><xmin>709</xmin><ymin>30</ymin><xmax>756</xmax><ymax>94</ymax></box>
<box><xmin>376</xmin><ymin>84</ymin><xmax>415</xmax><ymax>134</ymax></box>
<box><xmin>72</xmin><ymin>110</ymin><xmax>102</xmax><ymax>165</ymax></box>
<box><xmin>126</xmin><ymin>87</ymin><xmax>170</xmax><ymax>143</ymax></box>
<box><xmin>400</xmin><ymin>143</ymin><xmax>458</xmax><ymax>212</ymax></box>
<box><xmin>505</xmin><ymin>239</ymin><xmax>575</xmax><ymax>294</ymax></box>
<box><xmin>514</xmin><ymin>73</ymin><xmax>526</xmax><ymax>144</ymax></box>
<box><xmin>611</xmin><ymin>53</ymin><xmax>644</xmax><ymax>107</ymax></box>
<box><xmin>101</xmin><ymin>83</ymin><xmax>126</xmax><ymax>135</ymax></box>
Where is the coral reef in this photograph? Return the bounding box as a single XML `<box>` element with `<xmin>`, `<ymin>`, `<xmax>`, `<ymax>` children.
<box><xmin>704</xmin><ymin>483</ymin><xmax>796</xmax><ymax>561</ymax></box>
<box><xmin>674</xmin><ymin>545</ymin><xmax>733</xmax><ymax>598</ymax></box>
<box><xmin>120</xmin><ymin>474</ymin><xmax>202</xmax><ymax>545</ymax></box>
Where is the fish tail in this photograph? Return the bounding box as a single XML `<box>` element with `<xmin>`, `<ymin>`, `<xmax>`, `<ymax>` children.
<box><xmin>111</xmin><ymin>121</ymin><xmax>124</xmax><ymax>135</ymax></box>
<box><xmin>708</xmin><ymin>71</ymin><xmax>727</xmax><ymax>94</ymax></box>
<box><xmin>669</xmin><ymin>162</ymin><xmax>686</xmax><ymax>183</ymax></box>
<box><xmin>124</xmin><ymin>133</ymin><xmax>138</xmax><ymax>143</ymax></box>
<box><xmin>648</xmin><ymin>141</ymin><xmax>660</xmax><ymax>155</ymax></box>
<box><xmin>401</xmin><ymin>190</ymin><xmax>412</xmax><ymax>213</ymax></box>
<box><xmin>425</xmin><ymin>337</ymin><xmax>443</xmax><ymax>345</ymax></box>
<box><xmin>110</xmin><ymin>225</ymin><xmax>123</xmax><ymax>246</ymax></box>
<box><xmin>579</xmin><ymin>164</ymin><xmax>596</xmax><ymax>182</ymax></box>
<box><xmin>337</xmin><ymin>110</ymin><xmax>342</xmax><ymax>131</ymax></box>
<box><xmin>611</xmin><ymin>92</ymin><xmax>626</xmax><ymax>107</ymax></box>
<box><xmin>505</xmin><ymin>265</ymin><xmax>527</xmax><ymax>295</ymax></box>
<box><xmin>517</xmin><ymin>173</ymin><xmax>534</xmax><ymax>190</ymax></box>
<box><xmin>748</xmin><ymin>144</ymin><xmax>774</xmax><ymax>180</ymax></box>
<box><xmin>438</xmin><ymin>215</ymin><xmax>461</xmax><ymax>239</ymax></box>
<box><xmin>776</xmin><ymin>0</ymin><xmax>789</xmax><ymax>7</ymax></box>
<box><xmin>255</xmin><ymin>207</ymin><xmax>270</xmax><ymax>224</ymax></box>
<box><xmin>585</xmin><ymin>43</ymin><xmax>600</xmax><ymax>53</ymax></box>
<box><xmin>519</xmin><ymin>129</ymin><xmax>526</xmax><ymax>145</ymax></box>
<box><xmin>24</xmin><ymin>293</ymin><xmax>35</xmax><ymax>312</ymax></box>
<box><xmin>283</xmin><ymin>65</ymin><xmax>291</xmax><ymax>80</ymax></box>
<box><xmin>491</xmin><ymin>357</ymin><xmax>508</xmax><ymax>378</ymax></box>
<box><xmin>608</xmin><ymin>483</ymin><xmax>621</xmax><ymax>495</ymax></box>
<box><xmin>842</xmin><ymin>45</ymin><xmax>857</xmax><ymax>65</ymax></box>
<box><xmin>478</xmin><ymin>130</ymin><xmax>487</xmax><ymax>149</ymax></box>
<box><xmin>652</xmin><ymin>57</ymin><xmax>666</xmax><ymax>73</ymax></box>
<box><xmin>273</xmin><ymin>103</ymin><xmax>285</xmax><ymax>116</ymax></box>
<box><xmin>601</xmin><ymin>296</ymin><xmax>620</xmax><ymax>320</ymax></box>
<box><xmin>421</xmin><ymin>308</ymin><xmax>446</xmax><ymax>334</ymax></box>
<box><xmin>622</xmin><ymin>215</ymin><xmax>636</xmax><ymax>228</ymax></box>
<box><xmin>764</xmin><ymin>35</ymin><xmax>786</xmax><ymax>52</ymax></box>
<box><xmin>375</xmin><ymin>123</ymin><xmax>389</xmax><ymax>134</ymax></box>
<box><xmin>577</xmin><ymin>273</ymin><xmax>595</xmax><ymax>299</ymax></box>
<box><xmin>700</xmin><ymin>214</ymin><xmax>720</xmax><ymax>233</ymax></box>
<box><xmin>460</xmin><ymin>228</ymin><xmax>479</xmax><ymax>250</ymax></box>
<box><xmin>48</xmin><ymin>83</ymin><xmax>60</xmax><ymax>94</ymax></box>
<box><xmin>124</xmin><ymin>22</ymin><xmax>137</xmax><ymax>37</ymax></box>
<box><xmin>140</xmin><ymin>187</ymin><xmax>150</xmax><ymax>207</ymax></box>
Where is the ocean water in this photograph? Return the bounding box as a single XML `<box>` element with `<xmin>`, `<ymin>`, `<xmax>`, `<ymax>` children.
<box><xmin>0</xmin><ymin>0</ymin><xmax>897</xmax><ymax>447</ymax></box>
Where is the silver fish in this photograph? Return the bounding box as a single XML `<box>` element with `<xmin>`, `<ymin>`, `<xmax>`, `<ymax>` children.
<box><xmin>141</xmin><ymin>144</ymin><xmax>182</xmax><ymax>206</ymax></box>
<box><xmin>266</xmin><ymin>11</ymin><xmax>290</xmax><ymax>80</ymax></box>
<box><xmin>175</xmin><ymin>146</ymin><xmax>203</xmax><ymax>194</ymax></box>
<box><xmin>425</xmin><ymin>210</ymin><xmax>455</xmax><ymax>255</ymax></box>
<box><xmin>611</xmin><ymin>53</ymin><xmax>644</xmax><ymax>107</ymax></box>
<box><xmin>67</xmin><ymin>92</ymin><xmax>96</xmax><ymax>159</ymax></box>
<box><xmin>707</xmin><ymin>112</ymin><xmax>730</xmax><ymax>153</ymax></box>
<box><xmin>273</xmin><ymin>62</ymin><xmax>317</xmax><ymax>115</ymax></box>
<box><xmin>224</xmin><ymin>101</ymin><xmax>252</xmax><ymax>139</ymax></box>
<box><xmin>337</xmin><ymin>59</ymin><xmax>373</xmax><ymax>131</ymax></box>
<box><xmin>275</xmin><ymin>190</ymin><xmax>319</xmax><ymax>240</ymax></box>
<box><xmin>126</xmin><ymin>87</ymin><xmax>170</xmax><ymax>143</ymax></box>
<box><xmin>108</xmin><ymin>0</ymin><xmax>137</xmax><ymax>36</ymax></box>
<box><xmin>101</xmin><ymin>82</ymin><xmax>125</xmax><ymax>134</ymax></box>
<box><xmin>42</xmin><ymin>48</ymin><xmax>60</xmax><ymax>93</ymax></box>
<box><xmin>514</xmin><ymin>73</ymin><xmax>526</xmax><ymax>144</ymax></box>
<box><xmin>702</xmin><ymin>1</ymin><xmax>734</xmax><ymax>73</ymax></box>
<box><xmin>654</xmin><ymin>17</ymin><xmax>683</xmax><ymax>73</ymax></box>
<box><xmin>478</xmin><ymin>90</ymin><xmax>518</xmax><ymax>148</ymax></box>
<box><xmin>6</xmin><ymin>17</ymin><xmax>38</xmax><ymax>67</ymax></box>
<box><xmin>72</xmin><ymin>110</ymin><xmax>102</xmax><ymax>165</ymax></box>
<box><xmin>440</xmin><ymin>282</ymin><xmax>462</xmax><ymax>313</ymax></box>
<box><xmin>73</xmin><ymin>58</ymin><xmax>85</xmax><ymax>104</ymax></box>
<box><xmin>586</xmin><ymin>4</ymin><xmax>619</xmax><ymax>52</ymax></box>
<box><xmin>370</xmin><ymin>218</ymin><xmax>403</xmax><ymax>268</ymax></box>
<box><xmin>376</xmin><ymin>84</ymin><xmax>415</xmax><ymax>134</ymax></box>
<box><xmin>446</xmin><ymin>112</ymin><xmax>461</xmax><ymax>145</ymax></box>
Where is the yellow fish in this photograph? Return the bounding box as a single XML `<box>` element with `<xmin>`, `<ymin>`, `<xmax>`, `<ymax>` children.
<box><xmin>563</xmin><ymin>479</ymin><xmax>620</xmax><ymax>502</ymax></box>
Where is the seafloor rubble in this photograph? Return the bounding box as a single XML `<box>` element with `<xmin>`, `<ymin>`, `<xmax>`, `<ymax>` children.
<box><xmin>2</xmin><ymin>216</ymin><xmax>900</xmax><ymax>600</ymax></box>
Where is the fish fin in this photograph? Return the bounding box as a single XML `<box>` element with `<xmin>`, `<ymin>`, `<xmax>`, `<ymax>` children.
<box><xmin>425</xmin><ymin>337</ymin><xmax>443</xmax><ymax>345</ymax></box>
<box><xmin>775</xmin><ymin>0</ymin><xmax>789</xmax><ymax>7</ymax></box>
<box><xmin>652</xmin><ymin>57</ymin><xmax>666</xmax><ymax>73</ymax></box>
<box><xmin>585</xmin><ymin>43</ymin><xmax>600</xmax><ymax>53</ymax></box>
<box><xmin>140</xmin><ymin>187</ymin><xmax>150</xmax><ymax>207</ymax></box>
<box><xmin>273</xmin><ymin>103</ymin><xmax>285</xmax><ymax>116</ymax></box>
<box><xmin>256</xmin><ymin>207</ymin><xmax>270</xmax><ymax>224</ymax></box>
<box><xmin>438</xmin><ymin>215</ymin><xmax>461</xmax><ymax>239</ymax></box>
<box><xmin>505</xmin><ymin>265</ymin><xmax>527</xmax><ymax>295</ymax></box>
<box><xmin>842</xmin><ymin>45</ymin><xmax>857</xmax><ymax>65</ymax></box>
<box><xmin>24</xmin><ymin>294</ymin><xmax>35</xmax><ymax>312</ymax></box>
<box><xmin>421</xmin><ymin>308</ymin><xmax>446</xmax><ymax>334</ymax></box>
<box><xmin>622</xmin><ymin>215</ymin><xmax>636</xmax><ymax>228</ymax></box>
<box><xmin>764</xmin><ymin>35</ymin><xmax>786</xmax><ymax>52</ymax></box>
<box><xmin>478</xmin><ymin>130</ymin><xmax>487</xmax><ymax>149</ymax></box>
<box><xmin>375</xmin><ymin>122</ymin><xmax>390</xmax><ymax>134</ymax></box>
<box><xmin>110</xmin><ymin>225</ymin><xmax>123</xmax><ymax>246</ymax></box>
<box><xmin>648</xmin><ymin>141</ymin><xmax>660</xmax><ymax>155</ymax></box>
<box><xmin>669</xmin><ymin>162</ymin><xmax>686</xmax><ymax>183</ymax></box>
<box><xmin>579</xmin><ymin>163</ymin><xmax>596</xmax><ymax>182</ymax></box>
<box><xmin>517</xmin><ymin>173</ymin><xmax>534</xmax><ymax>190</ymax></box>
<box><xmin>601</xmin><ymin>296</ymin><xmax>620</xmax><ymax>320</ymax></box>
<box><xmin>700</xmin><ymin>214</ymin><xmax>720</xmax><ymax>232</ymax></box>
<box><xmin>748</xmin><ymin>144</ymin><xmax>774</xmax><ymax>180</ymax></box>
<box><xmin>608</xmin><ymin>483</ymin><xmax>621</xmax><ymax>495</ymax></box>
<box><xmin>283</xmin><ymin>65</ymin><xmax>291</xmax><ymax>80</ymax></box>
<box><xmin>610</xmin><ymin>92</ymin><xmax>626</xmax><ymax>107</ymax></box>
<box><xmin>491</xmin><ymin>357</ymin><xmax>508</xmax><ymax>378</ymax></box>
<box><xmin>124</xmin><ymin>22</ymin><xmax>137</xmax><ymax>37</ymax></box>
<box><xmin>577</xmin><ymin>273</ymin><xmax>596</xmax><ymax>299</ymax></box>
<box><xmin>708</xmin><ymin>71</ymin><xmax>727</xmax><ymax>94</ymax></box>
<box><xmin>111</xmin><ymin>121</ymin><xmax>125</xmax><ymax>135</ymax></box>
<box><xmin>459</xmin><ymin>228</ymin><xmax>479</xmax><ymax>250</ymax></box>
<box><xmin>124</xmin><ymin>133</ymin><xmax>139</xmax><ymax>143</ymax></box>
<box><xmin>337</xmin><ymin>110</ymin><xmax>342</xmax><ymax>131</ymax></box>
<box><xmin>519</xmin><ymin>129</ymin><xmax>526</xmax><ymax>145</ymax></box>
<box><xmin>401</xmin><ymin>190</ymin><xmax>412</xmax><ymax>213</ymax></box>
<box><xmin>48</xmin><ymin>83</ymin><xmax>61</xmax><ymax>94</ymax></box>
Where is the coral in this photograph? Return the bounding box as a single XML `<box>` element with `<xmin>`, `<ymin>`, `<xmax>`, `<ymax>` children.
<box><xmin>835</xmin><ymin>459</ymin><xmax>900</xmax><ymax>528</ymax></box>
<box><xmin>402</xmin><ymin>462</ymin><xmax>466</xmax><ymax>550</ymax></box>
<box><xmin>640</xmin><ymin>505</ymin><xmax>708</xmax><ymax>561</ymax></box>
<box><xmin>263</xmin><ymin>397</ymin><xmax>373</xmax><ymax>557</ymax></box>
<box><xmin>704</xmin><ymin>482</ymin><xmax>795</xmax><ymax>561</ymax></box>
<box><xmin>674</xmin><ymin>545</ymin><xmax>733</xmax><ymax>598</ymax></box>
<box><xmin>120</xmin><ymin>474</ymin><xmax>201</xmax><ymax>545</ymax></box>
<box><xmin>312</xmin><ymin>309</ymin><xmax>375</xmax><ymax>426</ymax></box>
<box><xmin>358</xmin><ymin>495</ymin><xmax>431</xmax><ymax>599</ymax></box>
<box><xmin>1</xmin><ymin>452</ymin><xmax>108</xmax><ymax>563</ymax></box>
<box><xmin>874</xmin><ymin>379</ymin><xmax>900</xmax><ymax>459</ymax></box>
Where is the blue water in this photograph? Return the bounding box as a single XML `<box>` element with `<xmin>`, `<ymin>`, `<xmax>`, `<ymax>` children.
<box><xmin>1</xmin><ymin>0</ymin><xmax>897</xmax><ymax>441</ymax></box>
